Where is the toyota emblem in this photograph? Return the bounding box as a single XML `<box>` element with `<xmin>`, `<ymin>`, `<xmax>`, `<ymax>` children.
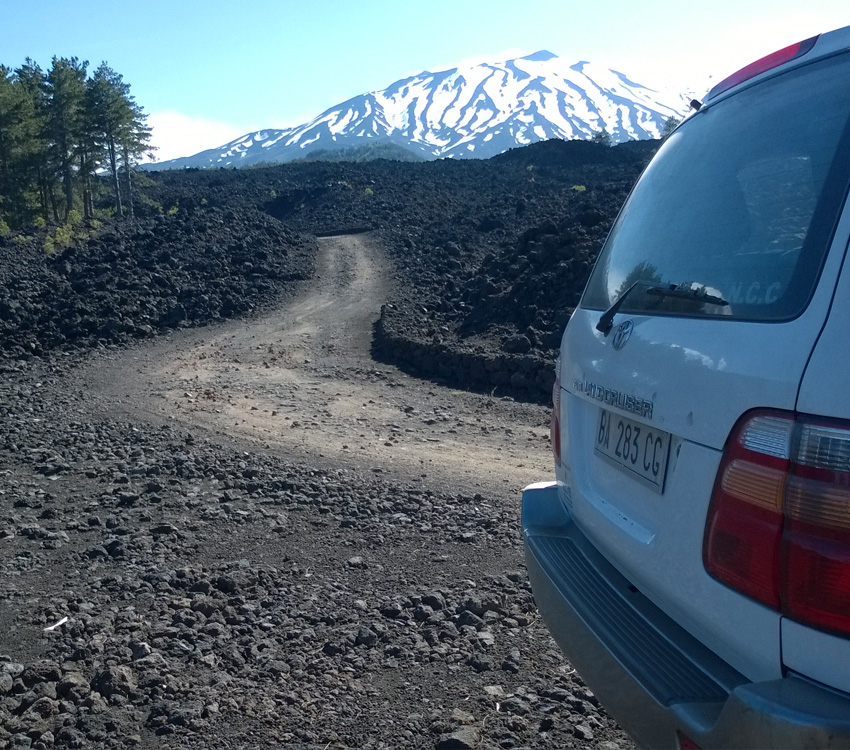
<box><xmin>612</xmin><ymin>320</ymin><xmax>633</xmax><ymax>350</ymax></box>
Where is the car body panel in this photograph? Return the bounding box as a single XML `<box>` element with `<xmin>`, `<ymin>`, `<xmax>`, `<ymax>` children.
<box><xmin>780</xmin><ymin>202</ymin><xmax>850</xmax><ymax>693</ymax></box>
<box><xmin>796</xmin><ymin>206</ymin><xmax>850</xmax><ymax>419</ymax></box>
<box><xmin>781</xmin><ymin>619</ymin><xmax>850</xmax><ymax>694</ymax></box>
<box><xmin>523</xmin><ymin>482</ymin><xmax>850</xmax><ymax>749</ymax></box>
<box><xmin>556</xmin><ymin>306</ymin><xmax>837</xmax><ymax>682</ymax></box>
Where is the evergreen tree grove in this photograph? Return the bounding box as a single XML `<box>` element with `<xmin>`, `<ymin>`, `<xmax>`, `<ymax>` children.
<box><xmin>0</xmin><ymin>56</ymin><xmax>154</xmax><ymax>229</ymax></box>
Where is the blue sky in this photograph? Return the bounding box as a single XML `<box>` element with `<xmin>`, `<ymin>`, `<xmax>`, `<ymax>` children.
<box><xmin>4</xmin><ymin>1</ymin><xmax>849</xmax><ymax>160</ymax></box>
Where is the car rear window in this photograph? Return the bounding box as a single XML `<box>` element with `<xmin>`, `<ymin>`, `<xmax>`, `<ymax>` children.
<box><xmin>582</xmin><ymin>51</ymin><xmax>850</xmax><ymax>321</ymax></box>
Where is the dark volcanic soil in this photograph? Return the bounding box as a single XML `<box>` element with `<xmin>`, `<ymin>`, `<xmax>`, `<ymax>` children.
<box><xmin>0</xmin><ymin>140</ymin><xmax>650</xmax><ymax>749</ymax></box>
<box><xmin>143</xmin><ymin>138</ymin><xmax>655</xmax><ymax>402</ymax></box>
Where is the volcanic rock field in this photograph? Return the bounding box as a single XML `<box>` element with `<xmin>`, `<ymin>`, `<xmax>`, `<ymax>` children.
<box><xmin>0</xmin><ymin>139</ymin><xmax>653</xmax><ymax>749</ymax></box>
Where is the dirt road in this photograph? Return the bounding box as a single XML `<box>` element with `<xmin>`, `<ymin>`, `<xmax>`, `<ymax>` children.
<box><xmin>0</xmin><ymin>233</ymin><xmax>638</xmax><ymax>749</ymax></box>
<box><xmin>91</xmin><ymin>233</ymin><xmax>552</xmax><ymax>498</ymax></box>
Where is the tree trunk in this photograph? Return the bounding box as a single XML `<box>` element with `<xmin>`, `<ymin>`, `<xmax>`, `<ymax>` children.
<box><xmin>79</xmin><ymin>151</ymin><xmax>92</xmax><ymax>219</ymax></box>
<box><xmin>48</xmin><ymin>183</ymin><xmax>59</xmax><ymax>223</ymax></box>
<box><xmin>108</xmin><ymin>136</ymin><xmax>122</xmax><ymax>219</ymax></box>
<box><xmin>37</xmin><ymin>167</ymin><xmax>49</xmax><ymax>224</ymax></box>
<box><xmin>63</xmin><ymin>161</ymin><xmax>74</xmax><ymax>220</ymax></box>
<box><xmin>122</xmin><ymin>142</ymin><xmax>134</xmax><ymax>220</ymax></box>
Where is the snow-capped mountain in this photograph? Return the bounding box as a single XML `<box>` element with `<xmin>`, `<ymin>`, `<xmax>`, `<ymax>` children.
<box><xmin>151</xmin><ymin>51</ymin><xmax>691</xmax><ymax>169</ymax></box>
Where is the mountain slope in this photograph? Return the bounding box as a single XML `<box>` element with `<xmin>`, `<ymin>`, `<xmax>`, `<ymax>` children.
<box><xmin>151</xmin><ymin>51</ymin><xmax>689</xmax><ymax>169</ymax></box>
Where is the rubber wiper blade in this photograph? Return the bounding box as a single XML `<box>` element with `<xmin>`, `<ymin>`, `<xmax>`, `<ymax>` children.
<box><xmin>596</xmin><ymin>281</ymin><xmax>641</xmax><ymax>336</ymax></box>
<box><xmin>646</xmin><ymin>284</ymin><xmax>729</xmax><ymax>307</ymax></box>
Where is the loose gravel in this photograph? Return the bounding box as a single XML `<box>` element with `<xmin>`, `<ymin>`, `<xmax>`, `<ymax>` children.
<box><xmin>0</xmin><ymin>142</ymin><xmax>645</xmax><ymax>749</ymax></box>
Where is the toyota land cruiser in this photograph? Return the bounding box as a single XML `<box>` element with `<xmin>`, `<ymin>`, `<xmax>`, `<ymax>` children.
<box><xmin>522</xmin><ymin>24</ymin><xmax>850</xmax><ymax>749</ymax></box>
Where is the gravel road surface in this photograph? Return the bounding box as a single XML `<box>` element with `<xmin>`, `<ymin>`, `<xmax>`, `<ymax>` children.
<box><xmin>0</xmin><ymin>234</ymin><xmax>633</xmax><ymax>749</ymax></box>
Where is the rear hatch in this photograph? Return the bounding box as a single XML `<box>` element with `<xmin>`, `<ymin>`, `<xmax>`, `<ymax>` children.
<box><xmin>558</xmin><ymin>42</ymin><xmax>850</xmax><ymax>682</ymax></box>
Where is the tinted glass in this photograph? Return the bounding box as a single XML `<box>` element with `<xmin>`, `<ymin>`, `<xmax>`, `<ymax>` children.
<box><xmin>583</xmin><ymin>52</ymin><xmax>850</xmax><ymax>321</ymax></box>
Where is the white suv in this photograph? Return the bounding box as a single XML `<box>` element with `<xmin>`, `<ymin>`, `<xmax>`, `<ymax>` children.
<box><xmin>522</xmin><ymin>25</ymin><xmax>850</xmax><ymax>749</ymax></box>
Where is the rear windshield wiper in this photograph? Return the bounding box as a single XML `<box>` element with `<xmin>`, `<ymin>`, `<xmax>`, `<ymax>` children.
<box><xmin>596</xmin><ymin>281</ymin><xmax>640</xmax><ymax>335</ymax></box>
<box><xmin>646</xmin><ymin>284</ymin><xmax>729</xmax><ymax>307</ymax></box>
<box><xmin>596</xmin><ymin>282</ymin><xmax>729</xmax><ymax>336</ymax></box>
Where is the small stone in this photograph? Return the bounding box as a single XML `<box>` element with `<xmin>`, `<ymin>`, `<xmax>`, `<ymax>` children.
<box><xmin>436</xmin><ymin>725</ymin><xmax>480</xmax><ymax>749</ymax></box>
<box><xmin>476</xmin><ymin>629</ymin><xmax>495</xmax><ymax>647</ymax></box>
<box><xmin>466</xmin><ymin>653</ymin><xmax>494</xmax><ymax>673</ymax></box>
<box><xmin>131</xmin><ymin>643</ymin><xmax>153</xmax><ymax>660</ymax></box>
<box><xmin>421</xmin><ymin>591</ymin><xmax>446</xmax><ymax>610</ymax></box>
<box><xmin>25</xmin><ymin>695</ymin><xmax>58</xmax><ymax>718</ymax></box>
<box><xmin>501</xmin><ymin>647</ymin><xmax>521</xmax><ymax>673</ymax></box>
<box><xmin>574</xmin><ymin>723</ymin><xmax>595</xmax><ymax>741</ymax></box>
<box><xmin>413</xmin><ymin>604</ymin><xmax>434</xmax><ymax>621</ymax></box>
<box><xmin>502</xmin><ymin>334</ymin><xmax>531</xmax><ymax>354</ymax></box>
<box><xmin>450</xmin><ymin>708</ymin><xmax>475</xmax><ymax>725</ymax></box>
<box><xmin>500</xmin><ymin>696</ymin><xmax>531</xmax><ymax>715</ymax></box>
<box><xmin>380</xmin><ymin>601</ymin><xmax>403</xmax><ymax>619</ymax></box>
<box><xmin>191</xmin><ymin>596</ymin><xmax>220</xmax><ymax>617</ymax></box>
<box><xmin>55</xmin><ymin>726</ymin><xmax>86</xmax><ymax>746</ymax></box>
<box><xmin>0</xmin><ymin>672</ymin><xmax>13</xmax><ymax>694</ymax></box>
<box><xmin>94</xmin><ymin>666</ymin><xmax>135</xmax><ymax>699</ymax></box>
<box><xmin>57</xmin><ymin>672</ymin><xmax>89</xmax><ymax>701</ymax></box>
<box><xmin>1</xmin><ymin>663</ymin><xmax>24</xmax><ymax>678</ymax></box>
<box><xmin>456</xmin><ymin>611</ymin><xmax>485</xmax><ymax>629</ymax></box>
<box><xmin>354</xmin><ymin>628</ymin><xmax>378</xmax><ymax>647</ymax></box>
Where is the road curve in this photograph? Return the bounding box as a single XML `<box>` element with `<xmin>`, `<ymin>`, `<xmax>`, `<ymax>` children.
<box><xmin>88</xmin><ymin>233</ymin><xmax>552</xmax><ymax>498</ymax></box>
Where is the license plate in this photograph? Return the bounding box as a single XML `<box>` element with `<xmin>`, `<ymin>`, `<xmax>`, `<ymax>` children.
<box><xmin>594</xmin><ymin>409</ymin><xmax>670</xmax><ymax>493</ymax></box>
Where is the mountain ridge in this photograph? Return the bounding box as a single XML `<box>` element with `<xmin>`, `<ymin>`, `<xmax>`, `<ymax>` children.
<box><xmin>149</xmin><ymin>50</ymin><xmax>689</xmax><ymax>170</ymax></box>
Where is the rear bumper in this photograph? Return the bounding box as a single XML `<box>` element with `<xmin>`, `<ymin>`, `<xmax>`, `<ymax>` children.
<box><xmin>522</xmin><ymin>481</ymin><xmax>850</xmax><ymax>749</ymax></box>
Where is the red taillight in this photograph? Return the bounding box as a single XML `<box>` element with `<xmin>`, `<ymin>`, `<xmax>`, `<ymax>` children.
<box><xmin>705</xmin><ymin>410</ymin><xmax>850</xmax><ymax>636</ymax></box>
<box><xmin>704</xmin><ymin>413</ymin><xmax>790</xmax><ymax>606</ymax></box>
<box><xmin>783</xmin><ymin>420</ymin><xmax>850</xmax><ymax>633</ymax></box>
<box><xmin>551</xmin><ymin>358</ymin><xmax>562</xmax><ymax>465</ymax></box>
<box><xmin>706</xmin><ymin>36</ymin><xmax>819</xmax><ymax>100</ymax></box>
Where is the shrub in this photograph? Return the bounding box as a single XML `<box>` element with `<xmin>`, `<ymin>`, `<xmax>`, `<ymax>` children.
<box><xmin>137</xmin><ymin>195</ymin><xmax>162</xmax><ymax>214</ymax></box>
<box><xmin>51</xmin><ymin>223</ymin><xmax>75</xmax><ymax>250</ymax></box>
<box><xmin>661</xmin><ymin>116</ymin><xmax>681</xmax><ymax>139</ymax></box>
<box><xmin>590</xmin><ymin>129</ymin><xmax>613</xmax><ymax>147</ymax></box>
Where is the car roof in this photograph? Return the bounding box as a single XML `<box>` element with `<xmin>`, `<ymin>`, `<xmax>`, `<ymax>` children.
<box><xmin>703</xmin><ymin>23</ymin><xmax>850</xmax><ymax>105</ymax></box>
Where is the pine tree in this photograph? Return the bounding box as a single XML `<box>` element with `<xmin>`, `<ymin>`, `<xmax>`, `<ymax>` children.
<box><xmin>9</xmin><ymin>60</ymin><xmax>51</xmax><ymax>225</ymax></box>
<box><xmin>0</xmin><ymin>66</ymin><xmax>28</xmax><ymax>224</ymax></box>
<box><xmin>44</xmin><ymin>57</ymin><xmax>87</xmax><ymax>221</ymax></box>
<box><xmin>87</xmin><ymin>63</ymin><xmax>127</xmax><ymax>217</ymax></box>
<box><xmin>118</xmin><ymin>99</ymin><xmax>154</xmax><ymax>219</ymax></box>
<box><xmin>87</xmin><ymin>63</ymin><xmax>154</xmax><ymax>219</ymax></box>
